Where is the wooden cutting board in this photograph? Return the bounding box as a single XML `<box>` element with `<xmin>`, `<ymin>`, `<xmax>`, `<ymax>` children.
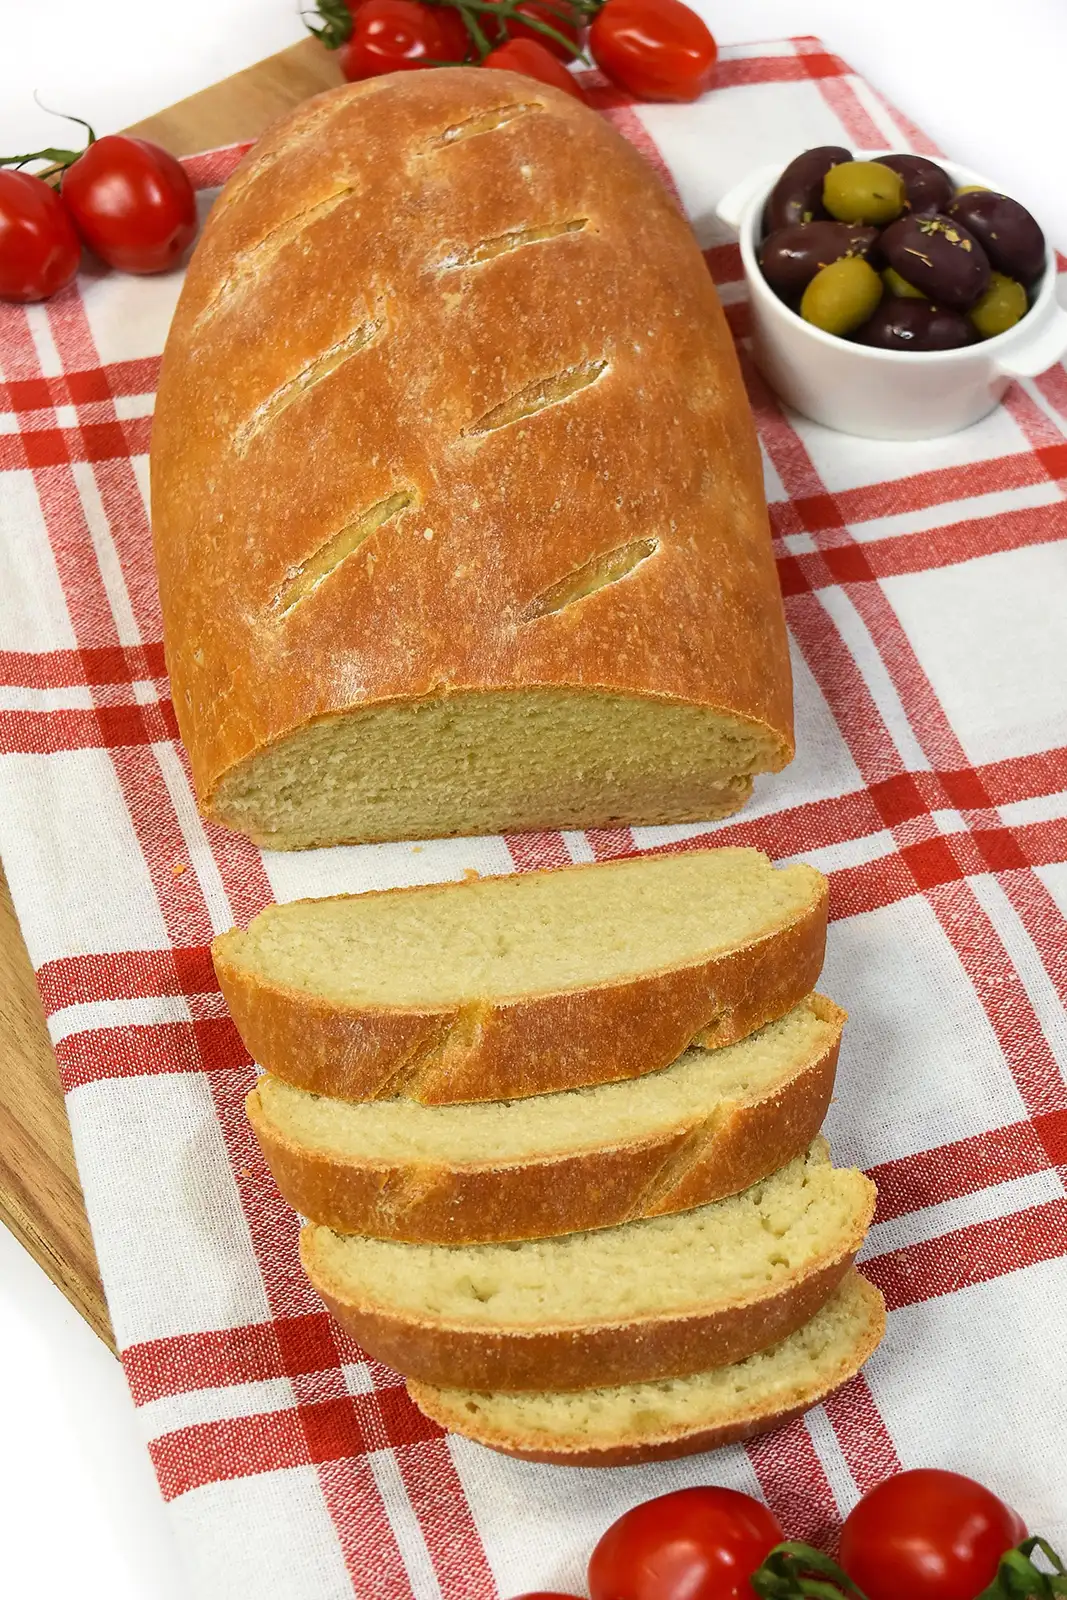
<box><xmin>0</xmin><ymin>36</ymin><xmax>343</xmax><ymax>1353</ymax></box>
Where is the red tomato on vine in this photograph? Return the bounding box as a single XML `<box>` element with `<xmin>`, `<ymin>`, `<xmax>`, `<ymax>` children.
<box><xmin>838</xmin><ymin>1470</ymin><xmax>1027</xmax><ymax>1600</ymax></box>
<box><xmin>338</xmin><ymin>0</ymin><xmax>470</xmax><ymax>77</ymax></box>
<box><xmin>61</xmin><ymin>136</ymin><xmax>197</xmax><ymax>274</ymax></box>
<box><xmin>0</xmin><ymin>170</ymin><xmax>81</xmax><ymax>302</ymax></box>
<box><xmin>306</xmin><ymin>0</ymin><xmax>722</xmax><ymax>103</ymax></box>
<box><xmin>588</xmin><ymin>1487</ymin><xmax>784</xmax><ymax>1600</ymax></box>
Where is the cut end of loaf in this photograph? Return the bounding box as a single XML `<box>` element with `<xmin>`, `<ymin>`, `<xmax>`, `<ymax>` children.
<box><xmin>206</xmin><ymin>688</ymin><xmax>789</xmax><ymax>850</ymax></box>
<box><xmin>406</xmin><ymin>1272</ymin><xmax>886</xmax><ymax>1465</ymax></box>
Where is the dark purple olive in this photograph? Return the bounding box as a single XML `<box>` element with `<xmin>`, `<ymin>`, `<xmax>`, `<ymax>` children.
<box><xmin>759</xmin><ymin>221</ymin><xmax>879</xmax><ymax>298</ymax></box>
<box><xmin>879</xmin><ymin>213</ymin><xmax>991</xmax><ymax>308</ymax></box>
<box><xmin>877</xmin><ymin>153</ymin><xmax>954</xmax><ymax>216</ymax></box>
<box><xmin>946</xmin><ymin>189</ymin><xmax>1046</xmax><ymax>287</ymax></box>
<box><xmin>763</xmin><ymin>146</ymin><xmax>852</xmax><ymax>235</ymax></box>
<box><xmin>855</xmin><ymin>298</ymin><xmax>977</xmax><ymax>351</ymax></box>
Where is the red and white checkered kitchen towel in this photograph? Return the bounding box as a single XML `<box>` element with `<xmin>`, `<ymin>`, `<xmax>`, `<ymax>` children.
<box><xmin>1</xmin><ymin>34</ymin><xmax>1066</xmax><ymax>1598</ymax></box>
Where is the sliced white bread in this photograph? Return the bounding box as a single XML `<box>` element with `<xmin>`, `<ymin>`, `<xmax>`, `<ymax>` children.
<box><xmin>302</xmin><ymin>1140</ymin><xmax>875</xmax><ymax>1391</ymax></box>
<box><xmin>408</xmin><ymin>1272</ymin><xmax>885</xmax><ymax>1466</ymax></box>
<box><xmin>249</xmin><ymin>995</ymin><xmax>844</xmax><ymax>1243</ymax></box>
<box><xmin>215</xmin><ymin>848</ymin><xmax>828</xmax><ymax>1103</ymax></box>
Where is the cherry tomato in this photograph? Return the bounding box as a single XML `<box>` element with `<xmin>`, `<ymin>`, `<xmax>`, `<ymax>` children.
<box><xmin>839</xmin><ymin>1470</ymin><xmax>1027</xmax><ymax>1600</ymax></box>
<box><xmin>60</xmin><ymin>136</ymin><xmax>196</xmax><ymax>275</ymax></box>
<box><xmin>590</xmin><ymin>0</ymin><xmax>717</xmax><ymax>102</ymax></box>
<box><xmin>484</xmin><ymin>0</ymin><xmax>584</xmax><ymax>60</ymax></box>
<box><xmin>0</xmin><ymin>170</ymin><xmax>81</xmax><ymax>302</ymax></box>
<box><xmin>588</xmin><ymin>1487</ymin><xmax>784</xmax><ymax>1600</ymax></box>
<box><xmin>510</xmin><ymin>1594</ymin><xmax>582</xmax><ymax>1598</ymax></box>
<box><xmin>483</xmin><ymin>37</ymin><xmax>587</xmax><ymax>99</ymax></box>
<box><xmin>339</xmin><ymin>0</ymin><xmax>469</xmax><ymax>78</ymax></box>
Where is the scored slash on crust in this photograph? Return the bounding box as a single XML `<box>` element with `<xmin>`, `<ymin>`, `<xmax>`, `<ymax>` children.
<box><xmin>464</xmin><ymin>359</ymin><xmax>609</xmax><ymax>437</ymax></box>
<box><xmin>233</xmin><ymin>307</ymin><xmax>388</xmax><ymax>455</ymax></box>
<box><xmin>422</xmin><ymin>102</ymin><xmax>543</xmax><ymax>152</ymax></box>
<box><xmin>216</xmin><ymin>100</ymin><xmax>361</xmax><ymax>216</ymax></box>
<box><xmin>193</xmin><ymin>187</ymin><xmax>357</xmax><ymax>327</ymax></box>
<box><xmin>522</xmin><ymin>538</ymin><xmax>659</xmax><ymax>623</ymax></box>
<box><xmin>436</xmin><ymin>218</ymin><xmax>589</xmax><ymax>273</ymax></box>
<box><xmin>273</xmin><ymin>489</ymin><xmax>417</xmax><ymax>618</ymax></box>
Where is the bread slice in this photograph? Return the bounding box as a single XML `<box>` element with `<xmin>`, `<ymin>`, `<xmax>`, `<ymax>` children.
<box><xmin>249</xmin><ymin>995</ymin><xmax>844</xmax><ymax>1243</ymax></box>
<box><xmin>302</xmin><ymin>1141</ymin><xmax>875</xmax><ymax>1390</ymax></box>
<box><xmin>408</xmin><ymin>1272</ymin><xmax>885</xmax><ymax>1465</ymax></box>
<box><xmin>215</xmin><ymin>848</ymin><xmax>828</xmax><ymax>1103</ymax></box>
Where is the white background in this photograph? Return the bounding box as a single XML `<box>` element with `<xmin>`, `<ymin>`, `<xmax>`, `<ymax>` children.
<box><xmin>1</xmin><ymin>1</ymin><xmax>1066</xmax><ymax>1594</ymax></box>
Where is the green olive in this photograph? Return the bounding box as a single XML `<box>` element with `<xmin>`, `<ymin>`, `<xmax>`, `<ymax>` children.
<box><xmin>823</xmin><ymin>160</ymin><xmax>906</xmax><ymax>225</ymax></box>
<box><xmin>882</xmin><ymin>266</ymin><xmax>926</xmax><ymax>299</ymax></box>
<box><xmin>968</xmin><ymin>271</ymin><xmax>1028</xmax><ymax>338</ymax></box>
<box><xmin>954</xmin><ymin>184</ymin><xmax>988</xmax><ymax>195</ymax></box>
<box><xmin>801</xmin><ymin>256</ymin><xmax>884</xmax><ymax>336</ymax></box>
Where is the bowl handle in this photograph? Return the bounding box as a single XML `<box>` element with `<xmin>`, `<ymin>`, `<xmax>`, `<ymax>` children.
<box><xmin>996</xmin><ymin>301</ymin><xmax>1067</xmax><ymax>379</ymax></box>
<box><xmin>715</xmin><ymin>164</ymin><xmax>781</xmax><ymax>233</ymax></box>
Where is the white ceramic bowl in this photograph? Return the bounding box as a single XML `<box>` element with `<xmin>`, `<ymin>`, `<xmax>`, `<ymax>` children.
<box><xmin>716</xmin><ymin>152</ymin><xmax>1067</xmax><ymax>439</ymax></box>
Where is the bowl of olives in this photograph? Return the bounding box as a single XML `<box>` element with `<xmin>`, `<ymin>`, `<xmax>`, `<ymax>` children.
<box><xmin>716</xmin><ymin>147</ymin><xmax>1067</xmax><ymax>439</ymax></box>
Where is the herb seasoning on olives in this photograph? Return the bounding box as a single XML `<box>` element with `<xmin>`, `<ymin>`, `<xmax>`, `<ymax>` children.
<box><xmin>759</xmin><ymin>221</ymin><xmax>878</xmax><ymax>298</ymax></box>
<box><xmin>823</xmin><ymin>160</ymin><xmax>906</xmax><ymax>227</ymax></box>
<box><xmin>946</xmin><ymin>189</ymin><xmax>1046</xmax><ymax>286</ymax></box>
<box><xmin>763</xmin><ymin>146</ymin><xmax>851</xmax><ymax>233</ymax></box>
<box><xmin>879</xmin><ymin>214</ymin><xmax>990</xmax><ymax>308</ymax></box>
<box><xmin>877</xmin><ymin>153</ymin><xmax>954</xmax><ymax>217</ymax></box>
<box><xmin>754</xmin><ymin>147</ymin><xmax>1046</xmax><ymax>351</ymax></box>
<box><xmin>801</xmin><ymin>257</ymin><xmax>883</xmax><ymax>336</ymax></box>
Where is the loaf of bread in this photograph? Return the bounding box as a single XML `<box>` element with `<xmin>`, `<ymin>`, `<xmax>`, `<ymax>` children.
<box><xmin>150</xmin><ymin>69</ymin><xmax>793</xmax><ymax>849</ymax></box>
<box><xmin>408</xmin><ymin>1272</ymin><xmax>885</xmax><ymax>1465</ymax></box>
<box><xmin>301</xmin><ymin>1141</ymin><xmax>875</xmax><ymax>1390</ymax></box>
<box><xmin>216</xmin><ymin>848</ymin><xmax>828</xmax><ymax>1103</ymax></box>
<box><xmin>249</xmin><ymin>995</ymin><xmax>843</xmax><ymax>1243</ymax></box>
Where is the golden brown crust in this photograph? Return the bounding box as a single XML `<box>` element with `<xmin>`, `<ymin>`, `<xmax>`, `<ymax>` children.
<box><xmin>215</xmin><ymin>877</ymin><xmax>828</xmax><ymax>1104</ymax></box>
<box><xmin>150</xmin><ymin>70</ymin><xmax>792</xmax><ymax>839</ymax></box>
<box><xmin>302</xmin><ymin>1221</ymin><xmax>873</xmax><ymax>1391</ymax></box>
<box><xmin>406</xmin><ymin>1277</ymin><xmax>887</xmax><ymax>1464</ymax></box>
<box><xmin>246</xmin><ymin>1006</ymin><xmax>841</xmax><ymax>1242</ymax></box>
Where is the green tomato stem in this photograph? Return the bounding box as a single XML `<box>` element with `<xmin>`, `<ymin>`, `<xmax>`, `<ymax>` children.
<box><xmin>454</xmin><ymin>1</ymin><xmax>492</xmax><ymax>58</ymax></box>
<box><xmin>750</xmin><ymin>1539</ymin><xmax>1067</xmax><ymax>1600</ymax></box>
<box><xmin>426</xmin><ymin>0</ymin><xmax>585</xmax><ymax>60</ymax></box>
<box><xmin>305</xmin><ymin>0</ymin><xmax>598</xmax><ymax>65</ymax></box>
<box><xmin>750</xmin><ymin>1542</ymin><xmax>869</xmax><ymax>1600</ymax></box>
<box><xmin>303</xmin><ymin>0</ymin><xmax>354</xmax><ymax>49</ymax></box>
<box><xmin>0</xmin><ymin>146</ymin><xmax>83</xmax><ymax>171</ymax></box>
<box><xmin>976</xmin><ymin>1538</ymin><xmax>1067</xmax><ymax>1599</ymax></box>
<box><xmin>0</xmin><ymin>108</ymin><xmax>96</xmax><ymax>174</ymax></box>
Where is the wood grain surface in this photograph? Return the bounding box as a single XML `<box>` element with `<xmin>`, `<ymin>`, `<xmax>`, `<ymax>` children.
<box><xmin>0</xmin><ymin>35</ymin><xmax>340</xmax><ymax>1350</ymax></box>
